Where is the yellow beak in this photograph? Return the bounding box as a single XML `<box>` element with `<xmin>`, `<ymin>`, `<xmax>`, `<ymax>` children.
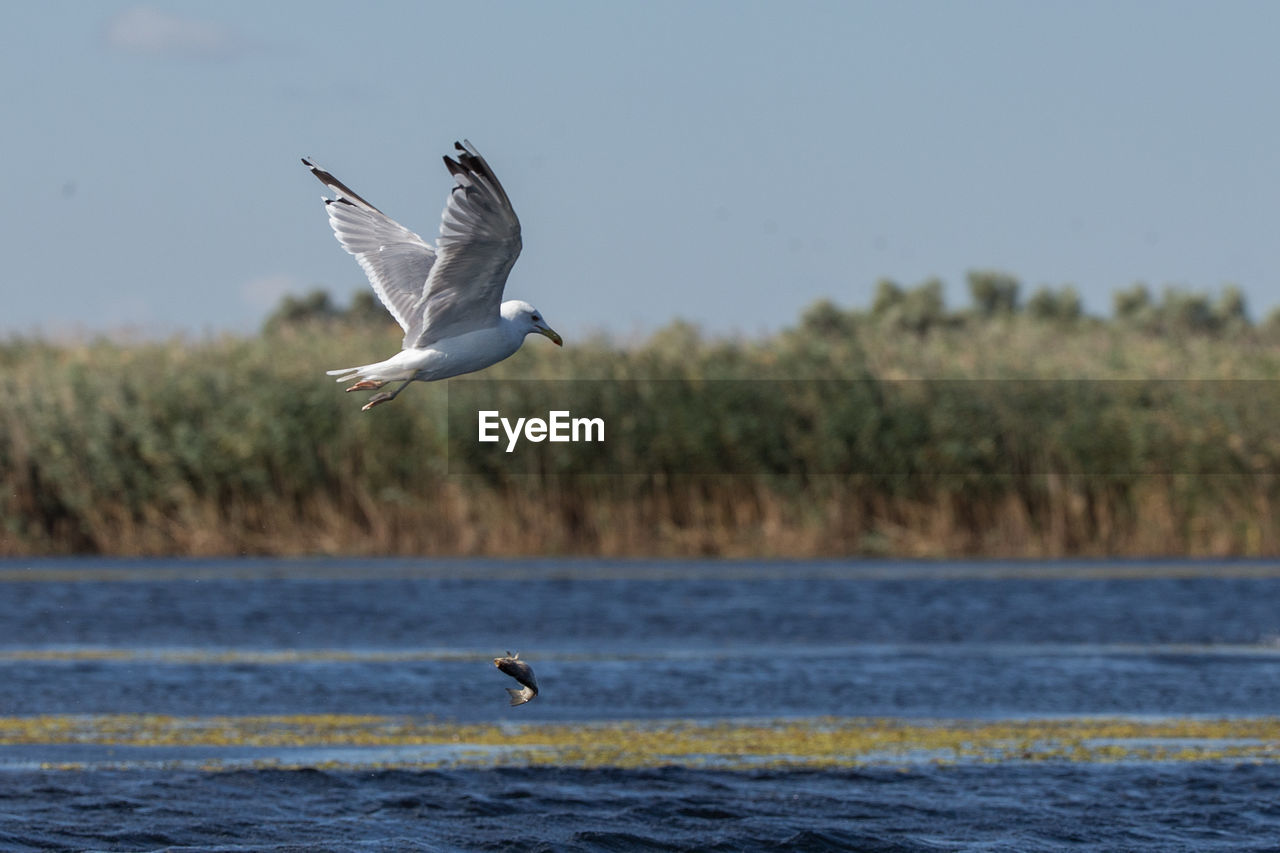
<box><xmin>539</xmin><ymin>326</ymin><xmax>563</xmax><ymax>346</ymax></box>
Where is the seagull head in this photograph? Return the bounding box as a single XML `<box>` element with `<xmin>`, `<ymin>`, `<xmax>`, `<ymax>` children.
<box><xmin>502</xmin><ymin>300</ymin><xmax>562</xmax><ymax>346</ymax></box>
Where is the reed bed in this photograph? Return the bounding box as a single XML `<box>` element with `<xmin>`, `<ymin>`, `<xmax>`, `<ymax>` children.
<box><xmin>3</xmin><ymin>298</ymin><xmax>1280</xmax><ymax>558</ymax></box>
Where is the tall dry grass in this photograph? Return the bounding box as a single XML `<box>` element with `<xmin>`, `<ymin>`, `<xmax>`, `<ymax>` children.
<box><xmin>2</xmin><ymin>306</ymin><xmax>1280</xmax><ymax>558</ymax></box>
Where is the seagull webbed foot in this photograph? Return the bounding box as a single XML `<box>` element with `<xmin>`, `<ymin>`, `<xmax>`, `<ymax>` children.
<box><xmin>345</xmin><ymin>380</ymin><xmax>385</xmax><ymax>392</ymax></box>
<box><xmin>361</xmin><ymin>392</ymin><xmax>396</xmax><ymax>412</ymax></box>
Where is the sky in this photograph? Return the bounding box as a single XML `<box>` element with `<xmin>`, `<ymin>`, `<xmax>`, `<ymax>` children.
<box><xmin>4</xmin><ymin>1</ymin><xmax>1279</xmax><ymax>340</ymax></box>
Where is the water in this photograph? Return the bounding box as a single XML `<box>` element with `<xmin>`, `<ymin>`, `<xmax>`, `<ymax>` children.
<box><xmin>3</xmin><ymin>558</ymin><xmax>1280</xmax><ymax>851</ymax></box>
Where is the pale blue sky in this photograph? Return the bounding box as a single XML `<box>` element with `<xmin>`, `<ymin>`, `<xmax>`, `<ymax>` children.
<box><xmin>4</xmin><ymin>1</ymin><xmax>1278</xmax><ymax>339</ymax></box>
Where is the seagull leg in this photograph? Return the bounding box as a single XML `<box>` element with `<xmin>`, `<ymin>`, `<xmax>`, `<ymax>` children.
<box><xmin>345</xmin><ymin>379</ymin><xmax>386</xmax><ymax>392</ymax></box>
<box><xmin>361</xmin><ymin>379</ymin><xmax>413</xmax><ymax>412</ymax></box>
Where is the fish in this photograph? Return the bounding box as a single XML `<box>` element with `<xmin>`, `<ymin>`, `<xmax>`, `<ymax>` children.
<box><xmin>493</xmin><ymin>650</ymin><xmax>539</xmax><ymax>706</ymax></box>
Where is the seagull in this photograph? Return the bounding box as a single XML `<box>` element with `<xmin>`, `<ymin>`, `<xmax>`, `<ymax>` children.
<box><xmin>302</xmin><ymin>141</ymin><xmax>562</xmax><ymax>411</ymax></box>
<box><xmin>493</xmin><ymin>650</ymin><xmax>539</xmax><ymax>706</ymax></box>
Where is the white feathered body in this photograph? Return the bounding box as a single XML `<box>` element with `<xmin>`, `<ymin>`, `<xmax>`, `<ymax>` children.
<box><xmin>303</xmin><ymin>142</ymin><xmax>560</xmax><ymax>410</ymax></box>
<box><xmin>326</xmin><ymin>302</ymin><xmax>530</xmax><ymax>385</ymax></box>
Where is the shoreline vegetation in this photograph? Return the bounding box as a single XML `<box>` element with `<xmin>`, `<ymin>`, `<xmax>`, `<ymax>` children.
<box><xmin>4</xmin><ymin>272</ymin><xmax>1280</xmax><ymax>558</ymax></box>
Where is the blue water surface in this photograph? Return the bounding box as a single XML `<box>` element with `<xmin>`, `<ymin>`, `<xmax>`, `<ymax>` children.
<box><xmin>2</xmin><ymin>557</ymin><xmax>1280</xmax><ymax>851</ymax></box>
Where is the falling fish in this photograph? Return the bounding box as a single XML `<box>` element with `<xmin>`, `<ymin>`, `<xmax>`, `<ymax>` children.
<box><xmin>493</xmin><ymin>651</ymin><xmax>539</xmax><ymax>706</ymax></box>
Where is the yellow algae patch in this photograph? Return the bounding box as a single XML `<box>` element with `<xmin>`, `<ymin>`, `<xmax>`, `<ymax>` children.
<box><xmin>3</xmin><ymin>715</ymin><xmax>1280</xmax><ymax>770</ymax></box>
<box><xmin>8</xmin><ymin>644</ymin><xmax>1280</xmax><ymax>668</ymax></box>
<box><xmin>4</xmin><ymin>649</ymin><xmax>139</xmax><ymax>662</ymax></box>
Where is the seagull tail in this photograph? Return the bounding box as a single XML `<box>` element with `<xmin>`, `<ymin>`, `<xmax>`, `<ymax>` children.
<box><xmin>325</xmin><ymin>354</ymin><xmax>415</xmax><ymax>385</ymax></box>
<box><xmin>506</xmin><ymin>686</ymin><xmax>537</xmax><ymax>706</ymax></box>
<box><xmin>325</xmin><ymin>365</ymin><xmax>363</xmax><ymax>383</ymax></box>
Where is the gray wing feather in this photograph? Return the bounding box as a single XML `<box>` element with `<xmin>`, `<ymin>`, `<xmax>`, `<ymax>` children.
<box><xmin>413</xmin><ymin>140</ymin><xmax>523</xmax><ymax>347</ymax></box>
<box><xmin>302</xmin><ymin>158</ymin><xmax>436</xmax><ymax>347</ymax></box>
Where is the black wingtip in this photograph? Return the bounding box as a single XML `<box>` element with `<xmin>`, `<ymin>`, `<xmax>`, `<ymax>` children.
<box><xmin>302</xmin><ymin>158</ymin><xmax>384</xmax><ymax>213</ymax></box>
<box><xmin>443</xmin><ymin>152</ymin><xmax>466</xmax><ymax>179</ymax></box>
<box><xmin>444</xmin><ymin>142</ymin><xmax>479</xmax><ymax>177</ymax></box>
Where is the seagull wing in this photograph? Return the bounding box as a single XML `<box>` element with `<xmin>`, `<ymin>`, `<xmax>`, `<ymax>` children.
<box><xmin>302</xmin><ymin>158</ymin><xmax>437</xmax><ymax>346</ymax></box>
<box><xmin>412</xmin><ymin>140</ymin><xmax>523</xmax><ymax>348</ymax></box>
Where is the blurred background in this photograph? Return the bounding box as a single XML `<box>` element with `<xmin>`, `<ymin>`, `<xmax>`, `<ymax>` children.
<box><xmin>5</xmin><ymin>0</ymin><xmax>1279</xmax><ymax>339</ymax></box>
<box><xmin>3</xmin><ymin>1</ymin><xmax>1280</xmax><ymax>558</ymax></box>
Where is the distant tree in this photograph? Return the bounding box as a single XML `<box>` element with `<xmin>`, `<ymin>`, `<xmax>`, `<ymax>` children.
<box><xmin>645</xmin><ymin>319</ymin><xmax>704</xmax><ymax>355</ymax></box>
<box><xmin>896</xmin><ymin>278</ymin><xmax>947</xmax><ymax>335</ymax></box>
<box><xmin>866</xmin><ymin>278</ymin><xmax>950</xmax><ymax>335</ymax></box>
<box><xmin>799</xmin><ymin>299</ymin><xmax>857</xmax><ymax>338</ymax></box>
<box><xmin>1027</xmin><ymin>285</ymin><xmax>1082</xmax><ymax>323</ymax></box>
<box><xmin>1262</xmin><ymin>306</ymin><xmax>1280</xmax><ymax>340</ymax></box>
<box><xmin>344</xmin><ymin>289</ymin><xmax>392</xmax><ymax>326</ymax></box>
<box><xmin>1213</xmin><ymin>284</ymin><xmax>1249</xmax><ymax>330</ymax></box>
<box><xmin>1113</xmin><ymin>283</ymin><xmax>1153</xmax><ymax>325</ymax></box>
<box><xmin>967</xmin><ymin>270</ymin><xmax>1021</xmax><ymax>317</ymax></box>
<box><xmin>1159</xmin><ymin>287</ymin><xmax>1216</xmax><ymax>334</ymax></box>
<box><xmin>263</xmin><ymin>288</ymin><xmax>396</xmax><ymax>334</ymax></box>
<box><xmin>263</xmin><ymin>288</ymin><xmax>338</xmax><ymax>333</ymax></box>
<box><xmin>1114</xmin><ymin>283</ymin><xmax>1250</xmax><ymax>336</ymax></box>
<box><xmin>1060</xmin><ymin>286</ymin><xmax>1084</xmax><ymax>322</ymax></box>
<box><xmin>871</xmin><ymin>279</ymin><xmax>905</xmax><ymax>316</ymax></box>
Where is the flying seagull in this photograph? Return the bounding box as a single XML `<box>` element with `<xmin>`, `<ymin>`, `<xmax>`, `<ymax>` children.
<box><xmin>493</xmin><ymin>650</ymin><xmax>539</xmax><ymax>706</ymax></box>
<box><xmin>302</xmin><ymin>141</ymin><xmax>561</xmax><ymax>411</ymax></box>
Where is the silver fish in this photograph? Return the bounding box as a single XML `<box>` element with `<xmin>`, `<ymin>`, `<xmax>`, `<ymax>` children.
<box><xmin>493</xmin><ymin>650</ymin><xmax>539</xmax><ymax>706</ymax></box>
